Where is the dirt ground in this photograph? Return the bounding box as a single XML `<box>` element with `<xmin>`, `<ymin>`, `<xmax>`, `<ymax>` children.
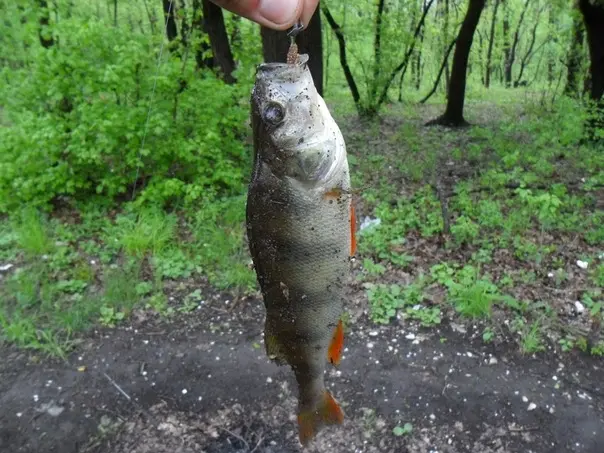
<box><xmin>2</xmin><ymin>286</ymin><xmax>604</xmax><ymax>453</ymax></box>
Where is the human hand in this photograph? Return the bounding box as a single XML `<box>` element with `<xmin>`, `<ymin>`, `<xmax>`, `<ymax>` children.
<box><xmin>208</xmin><ymin>0</ymin><xmax>320</xmax><ymax>30</ymax></box>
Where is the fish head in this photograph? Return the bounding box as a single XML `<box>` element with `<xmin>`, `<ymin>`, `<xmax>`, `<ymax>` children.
<box><xmin>252</xmin><ymin>54</ymin><xmax>342</xmax><ymax>183</ymax></box>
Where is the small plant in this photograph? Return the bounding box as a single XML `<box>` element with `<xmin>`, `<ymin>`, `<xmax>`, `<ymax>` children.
<box><xmin>118</xmin><ymin>209</ymin><xmax>176</xmax><ymax>258</ymax></box>
<box><xmin>520</xmin><ymin>320</ymin><xmax>545</xmax><ymax>354</ymax></box>
<box><xmin>559</xmin><ymin>336</ymin><xmax>575</xmax><ymax>352</ymax></box>
<box><xmin>404</xmin><ymin>306</ymin><xmax>441</xmax><ymax>326</ymax></box>
<box><xmin>482</xmin><ymin>327</ymin><xmax>495</xmax><ymax>343</ymax></box>
<box><xmin>366</xmin><ymin>283</ymin><xmax>403</xmax><ymax>324</ymax></box>
<box><xmin>362</xmin><ymin>258</ymin><xmax>386</xmax><ymax>277</ymax></box>
<box><xmin>451</xmin><ymin>215</ymin><xmax>480</xmax><ymax>245</ymax></box>
<box><xmin>590</xmin><ymin>341</ymin><xmax>604</xmax><ymax>356</ymax></box>
<box><xmin>135</xmin><ymin>281</ymin><xmax>154</xmax><ymax>296</ymax></box>
<box><xmin>447</xmin><ymin>266</ymin><xmax>499</xmax><ymax>319</ymax></box>
<box><xmin>12</xmin><ymin>209</ymin><xmax>54</xmax><ymax>257</ymax></box>
<box><xmin>392</xmin><ymin>423</ymin><xmax>413</xmax><ymax>436</ymax></box>
<box><xmin>590</xmin><ymin>263</ymin><xmax>604</xmax><ymax>287</ymax></box>
<box><xmin>152</xmin><ymin>247</ymin><xmax>195</xmax><ymax>279</ymax></box>
<box><xmin>99</xmin><ymin>305</ymin><xmax>125</xmax><ymax>327</ymax></box>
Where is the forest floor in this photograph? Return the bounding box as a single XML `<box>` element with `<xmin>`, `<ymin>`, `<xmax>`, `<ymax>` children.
<box><xmin>2</xmin><ymin>285</ymin><xmax>604</xmax><ymax>453</ymax></box>
<box><xmin>1</xmin><ymin>97</ymin><xmax>603</xmax><ymax>452</ymax></box>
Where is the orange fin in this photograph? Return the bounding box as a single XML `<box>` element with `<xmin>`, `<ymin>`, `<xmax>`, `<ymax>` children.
<box><xmin>328</xmin><ymin>319</ymin><xmax>344</xmax><ymax>365</ymax></box>
<box><xmin>297</xmin><ymin>391</ymin><xmax>344</xmax><ymax>446</ymax></box>
<box><xmin>323</xmin><ymin>188</ymin><xmax>344</xmax><ymax>200</ymax></box>
<box><xmin>350</xmin><ymin>204</ymin><xmax>357</xmax><ymax>256</ymax></box>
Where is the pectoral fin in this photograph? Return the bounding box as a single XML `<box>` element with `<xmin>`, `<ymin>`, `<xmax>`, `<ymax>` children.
<box><xmin>350</xmin><ymin>204</ymin><xmax>356</xmax><ymax>256</ymax></box>
<box><xmin>327</xmin><ymin>319</ymin><xmax>344</xmax><ymax>365</ymax></box>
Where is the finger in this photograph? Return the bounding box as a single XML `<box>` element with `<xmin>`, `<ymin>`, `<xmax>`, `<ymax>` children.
<box><xmin>209</xmin><ymin>0</ymin><xmax>303</xmax><ymax>30</ymax></box>
<box><xmin>299</xmin><ymin>0</ymin><xmax>320</xmax><ymax>28</ymax></box>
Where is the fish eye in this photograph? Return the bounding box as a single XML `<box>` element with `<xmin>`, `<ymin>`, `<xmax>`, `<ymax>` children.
<box><xmin>263</xmin><ymin>102</ymin><xmax>285</xmax><ymax>126</ymax></box>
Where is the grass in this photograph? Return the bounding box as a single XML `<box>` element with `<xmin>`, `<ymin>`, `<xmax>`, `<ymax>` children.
<box><xmin>352</xmin><ymin>93</ymin><xmax>603</xmax><ymax>355</ymax></box>
<box><xmin>0</xmin><ymin>197</ymin><xmax>255</xmax><ymax>357</ymax></box>
<box><xmin>1</xmin><ymin>92</ymin><xmax>603</xmax><ymax>358</ymax></box>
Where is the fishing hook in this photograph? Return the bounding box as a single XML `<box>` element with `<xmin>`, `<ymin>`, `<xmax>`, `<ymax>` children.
<box><xmin>287</xmin><ymin>20</ymin><xmax>304</xmax><ymax>40</ymax></box>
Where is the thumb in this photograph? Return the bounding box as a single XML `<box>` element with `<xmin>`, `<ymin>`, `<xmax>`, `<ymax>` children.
<box><xmin>209</xmin><ymin>0</ymin><xmax>303</xmax><ymax>30</ymax></box>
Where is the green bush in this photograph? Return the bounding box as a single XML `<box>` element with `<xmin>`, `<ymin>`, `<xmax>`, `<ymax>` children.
<box><xmin>0</xmin><ymin>17</ymin><xmax>250</xmax><ymax>212</ymax></box>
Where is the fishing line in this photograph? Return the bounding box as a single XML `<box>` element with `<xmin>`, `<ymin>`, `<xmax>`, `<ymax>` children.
<box><xmin>131</xmin><ymin>0</ymin><xmax>174</xmax><ymax>200</ymax></box>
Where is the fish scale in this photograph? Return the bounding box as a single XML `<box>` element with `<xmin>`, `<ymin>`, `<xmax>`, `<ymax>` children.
<box><xmin>246</xmin><ymin>53</ymin><xmax>354</xmax><ymax>446</ymax></box>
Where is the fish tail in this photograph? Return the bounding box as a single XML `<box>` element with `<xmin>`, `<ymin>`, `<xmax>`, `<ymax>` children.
<box><xmin>297</xmin><ymin>390</ymin><xmax>344</xmax><ymax>446</ymax></box>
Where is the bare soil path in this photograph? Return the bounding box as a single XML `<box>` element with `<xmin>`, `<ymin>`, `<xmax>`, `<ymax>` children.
<box><xmin>1</xmin><ymin>293</ymin><xmax>604</xmax><ymax>453</ymax></box>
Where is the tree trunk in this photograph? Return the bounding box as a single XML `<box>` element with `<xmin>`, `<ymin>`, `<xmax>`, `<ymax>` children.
<box><xmin>261</xmin><ymin>6</ymin><xmax>323</xmax><ymax>94</ymax></box>
<box><xmin>427</xmin><ymin>0</ymin><xmax>486</xmax><ymax>127</ymax></box>
<box><xmin>322</xmin><ymin>3</ymin><xmax>360</xmax><ymax>109</ymax></box>
<box><xmin>547</xmin><ymin>5</ymin><xmax>557</xmax><ymax>83</ymax></box>
<box><xmin>192</xmin><ymin>0</ymin><xmax>213</xmax><ymax>69</ymax></box>
<box><xmin>420</xmin><ymin>38</ymin><xmax>457</xmax><ymax>104</ymax></box>
<box><xmin>163</xmin><ymin>0</ymin><xmax>178</xmax><ymax>43</ymax></box>
<box><xmin>37</xmin><ymin>0</ymin><xmax>54</xmax><ymax>48</ymax></box>
<box><xmin>514</xmin><ymin>6</ymin><xmax>542</xmax><ymax>88</ymax></box>
<box><xmin>502</xmin><ymin>1</ymin><xmax>511</xmax><ymax>86</ymax></box>
<box><xmin>578</xmin><ymin>0</ymin><xmax>604</xmax><ymax>139</ymax></box>
<box><xmin>443</xmin><ymin>0</ymin><xmax>451</xmax><ymax>92</ymax></box>
<box><xmin>504</xmin><ymin>0</ymin><xmax>530</xmax><ymax>88</ymax></box>
<box><xmin>179</xmin><ymin>0</ymin><xmax>189</xmax><ymax>51</ymax></box>
<box><xmin>415</xmin><ymin>11</ymin><xmax>425</xmax><ymax>91</ymax></box>
<box><xmin>484</xmin><ymin>0</ymin><xmax>499</xmax><ymax>88</ymax></box>
<box><xmin>377</xmin><ymin>0</ymin><xmax>435</xmax><ymax>109</ymax></box>
<box><xmin>202</xmin><ymin>0</ymin><xmax>236</xmax><ymax>83</ymax></box>
<box><xmin>371</xmin><ymin>0</ymin><xmax>386</xmax><ymax>101</ymax></box>
<box><xmin>295</xmin><ymin>7</ymin><xmax>323</xmax><ymax>95</ymax></box>
<box><xmin>564</xmin><ymin>8</ymin><xmax>585</xmax><ymax>97</ymax></box>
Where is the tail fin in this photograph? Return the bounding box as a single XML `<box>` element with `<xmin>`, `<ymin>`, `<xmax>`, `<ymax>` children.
<box><xmin>297</xmin><ymin>391</ymin><xmax>344</xmax><ymax>446</ymax></box>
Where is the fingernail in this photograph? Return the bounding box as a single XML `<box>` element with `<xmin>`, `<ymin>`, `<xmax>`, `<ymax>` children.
<box><xmin>258</xmin><ymin>0</ymin><xmax>301</xmax><ymax>26</ymax></box>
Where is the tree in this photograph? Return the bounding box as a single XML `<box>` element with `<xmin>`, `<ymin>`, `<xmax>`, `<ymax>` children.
<box><xmin>504</xmin><ymin>0</ymin><xmax>530</xmax><ymax>88</ymax></box>
<box><xmin>428</xmin><ymin>0</ymin><xmax>486</xmax><ymax>127</ymax></box>
<box><xmin>578</xmin><ymin>0</ymin><xmax>604</xmax><ymax>138</ymax></box>
<box><xmin>261</xmin><ymin>6</ymin><xmax>323</xmax><ymax>94</ymax></box>
<box><xmin>201</xmin><ymin>0</ymin><xmax>236</xmax><ymax>84</ymax></box>
<box><xmin>322</xmin><ymin>3</ymin><xmax>360</xmax><ymax>108</ymax></box>
<box><xmin>579</xmin><ymin>0</ymin><xmax>604</xmax><ymax>102</ymax></box>
<box><xmin>162</xmin><ymin>0</ymin><xmax>178</xmax><ymax>48</ymax></box>
<box><xmin>564</xmin><ymin>5</ymin><xmax>585</xmax><ymax>97</ymax></box>
<box><xmin>484</xmin><ymin>0</ymin><xmax>500</xmax><ymax>88</ymax></box>
<box><xmin>191</xmin><ymin>0</ymin><xmax>213</xmax><ymax>70</ymax></box>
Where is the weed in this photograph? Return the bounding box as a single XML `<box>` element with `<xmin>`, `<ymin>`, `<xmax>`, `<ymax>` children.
<box><xmin>392</xmin><ymin>423</ymin><xmax>413</xmax><ymax>436</ymax></box>
<box><xmin>152</xmin><ymin>247</ymin><xmax>196</xmax><ymax>279</ymax></box>
<box><xmin>361</xmin><ymin>258</ymin><xmax>386</xmax><ymax>277</ymax></box>
<box><xmin>482</xmin><ymin>327</ymin><xmax>495</xmax><ymax>343</ymax></box>
<box><xmin>99</xmin><ymin>306</ymin><xmax>125</xmax><ymax>327</ymax></box>
<box><xmin>451</xmin><ymin>216</ymin><xmax>480</xmax><ymax>245</ymax></box>
<box><xmin>12</xmin><ymin>209</ymin><xmax>54</xmax><ymax>257</ymax></box>
<box><xmin>520</xmin><ymin>319</ymin><xmax>546</xmax><ymax>354</ymax></box>
<box><xmin>591</xmin><ymin>341</ymin><xmax>604</xmax><ymax>356</ymax></box>
<box><xmin>117</xmin><ymin>209</ymin><xmax>176</xmax><ymax>258</ymax></box>
<box><xmin>436</xmin><ymin>265</ymin><xmax>500</xmax><ymax>319</ymax></box>
<box><xmin>366</xmin><ymin>283</ymin><xmax>403</xmax><ymax>324</ymax></box>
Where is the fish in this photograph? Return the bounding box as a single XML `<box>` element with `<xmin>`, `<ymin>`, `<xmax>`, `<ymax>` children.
<box><xmin>246</xmin><ymin>52</ymin><xmax>356</xmax><ymax>446</ymax></box>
